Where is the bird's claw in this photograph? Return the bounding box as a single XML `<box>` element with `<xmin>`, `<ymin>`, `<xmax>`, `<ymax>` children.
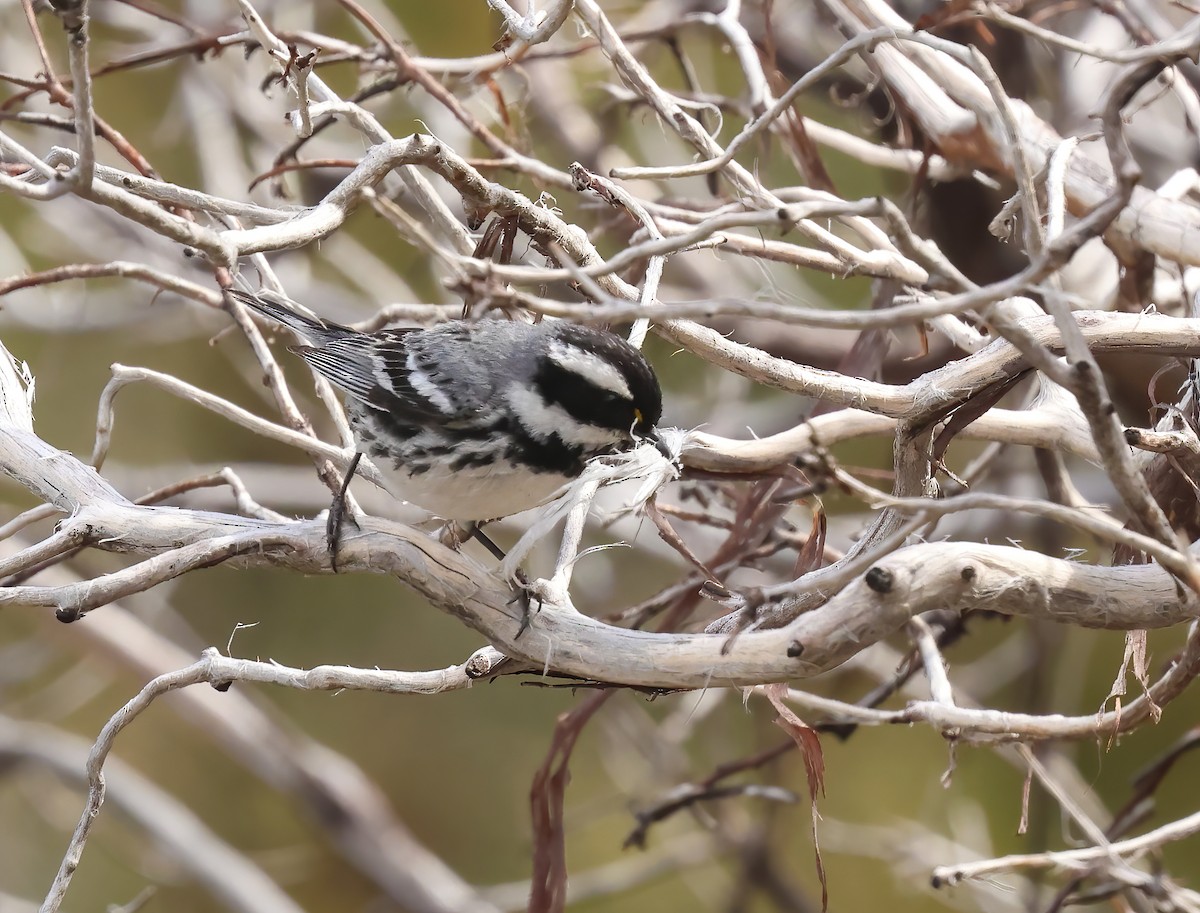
<box><xmin>508</xmin><ymin>569</ymin><xmax>545</xmax><ymax>639</ymax></box>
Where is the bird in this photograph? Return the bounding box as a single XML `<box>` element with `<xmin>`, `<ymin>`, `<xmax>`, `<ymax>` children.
<box><xmin>227</xmin><ymin>289</ymin><xmax>664</xmax><ymax>528</ymax></box>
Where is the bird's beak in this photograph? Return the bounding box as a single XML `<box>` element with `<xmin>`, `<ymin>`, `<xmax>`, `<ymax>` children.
<box><xmin>640</xmin><ymin>426</ymin><xmax>674</xmax><ymax>461</ymax></box>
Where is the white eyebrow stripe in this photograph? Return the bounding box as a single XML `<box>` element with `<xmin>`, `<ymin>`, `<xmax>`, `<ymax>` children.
<box><xmin>547</xmin><ymin>341</ymin><xmax>632</xmax><ymax>399</ymax></box>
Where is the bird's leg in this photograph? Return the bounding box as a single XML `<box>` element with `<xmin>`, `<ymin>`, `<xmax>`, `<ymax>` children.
<box><xmin>466</xmin><ymin>522</ymin><xmax>505</xmax><ymax>560</ymax></box>
<box><xmin>465</xmin><ymin>522</ymin><xmax>541</xmax><ymax>638</ymax></box>
<box><xmin>327</xmin><ymin>451</ymin><xmax>363</xmax><ymax>573</ymax></box>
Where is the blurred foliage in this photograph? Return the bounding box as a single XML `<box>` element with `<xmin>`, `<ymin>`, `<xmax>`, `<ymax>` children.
<box><xmin>1</xmin><ymin>2</ymin><xmax>1199</xmax><ymax>913</ymax></box>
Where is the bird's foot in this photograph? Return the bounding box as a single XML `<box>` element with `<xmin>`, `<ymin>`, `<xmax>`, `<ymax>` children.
<box><xmin>439</xmin><ymin>522</ymin><xmax>466</xmax><ymax>550</ymax></box>
<box><xmin>507</xmin><ymin>574</ymin><xmax>571</xmax><ymax>639</ymax></box>
<box><xmin>508</xmin><ymin>569</ymin><xmax>545</xmax><ymax>639</ymax></box>
<box><xmin>448</xmin><ymin>522</ymin><xmax>546</xmax><ymax>638</ymax></box>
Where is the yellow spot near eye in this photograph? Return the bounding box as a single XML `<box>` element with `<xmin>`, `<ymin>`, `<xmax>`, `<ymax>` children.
<box><xmin>634</xmin><ymin>408</ymin><xmax>644</xmax><ymax>425</ymax></box>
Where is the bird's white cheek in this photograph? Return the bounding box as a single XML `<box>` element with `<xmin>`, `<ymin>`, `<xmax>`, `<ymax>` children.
<box><xmin>505</xmin><ymin>385</ymin><xmax>625</xmax><ymax>449</ymax></box>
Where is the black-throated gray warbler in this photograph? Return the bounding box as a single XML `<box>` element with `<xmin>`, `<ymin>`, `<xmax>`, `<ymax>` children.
<box><xmin>229</xmin><ymin>290</ymin><xmax>664</xmax><ymax>522</ymax></box>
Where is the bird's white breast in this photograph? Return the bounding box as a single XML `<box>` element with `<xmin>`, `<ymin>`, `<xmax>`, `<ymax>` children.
<box><xmin>365</xmin><ymin>445</ymin><xmax>571</xmax><ymax>521</ymax></box>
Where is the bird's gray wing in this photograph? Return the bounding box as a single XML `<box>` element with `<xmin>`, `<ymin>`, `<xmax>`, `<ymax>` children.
<box><xmin>295</xmin><ymin>331</ymin><xmax>450</xmax><ymax>424</ymax></box>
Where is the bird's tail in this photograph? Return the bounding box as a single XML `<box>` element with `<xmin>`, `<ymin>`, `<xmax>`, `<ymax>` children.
<box><xmin>227</xmin><ymin>289</ymin><xmax>354</xmax><ymax>346</ymax></box>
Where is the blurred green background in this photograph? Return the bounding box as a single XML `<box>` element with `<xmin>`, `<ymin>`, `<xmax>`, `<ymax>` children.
<box><xmin>2</xmin><ymin>2</ymin><xmax>1199</xmax><ymax>912</ymax></box>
